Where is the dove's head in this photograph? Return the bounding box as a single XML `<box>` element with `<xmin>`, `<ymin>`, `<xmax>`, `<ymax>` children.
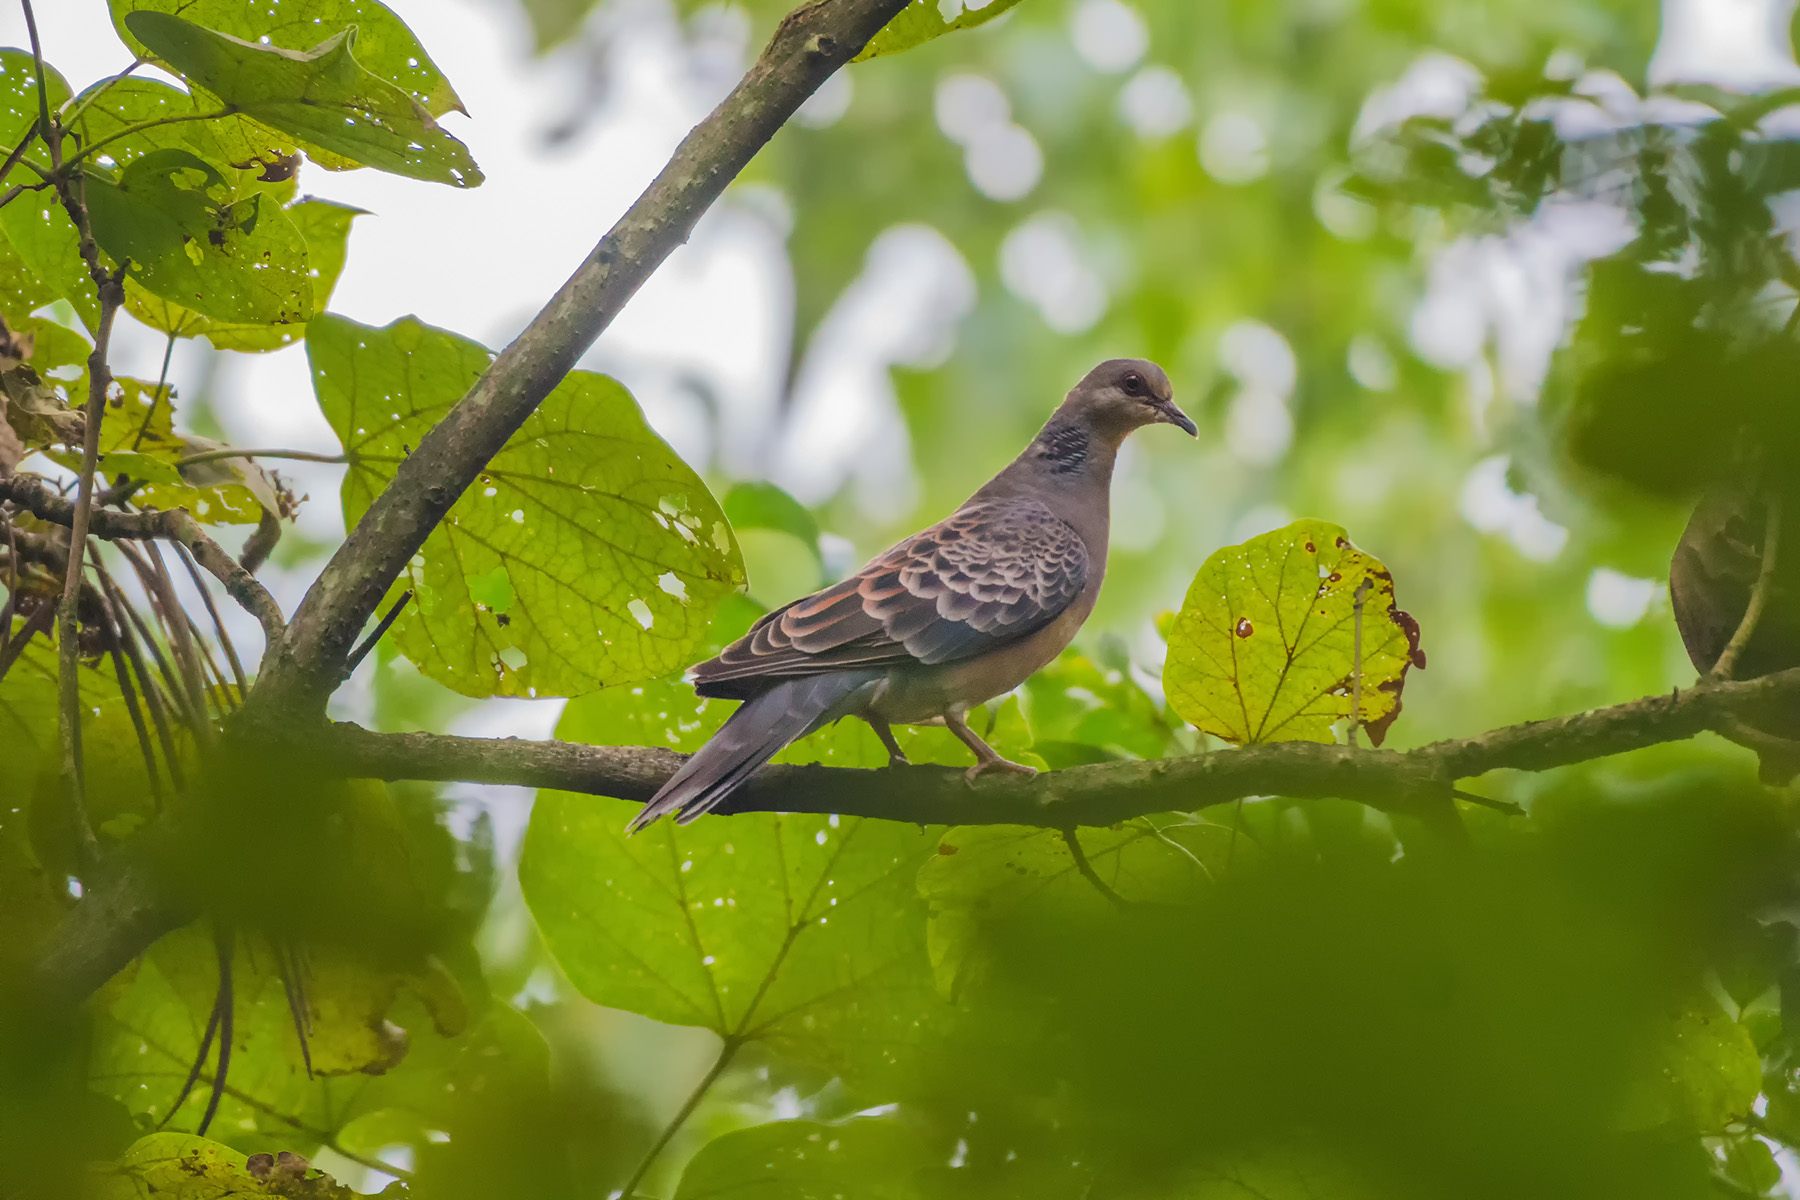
<box><xmin>1063</xmin><ymin>358</ymin><xmax>1196</xmax><ymax>444</ymax></box>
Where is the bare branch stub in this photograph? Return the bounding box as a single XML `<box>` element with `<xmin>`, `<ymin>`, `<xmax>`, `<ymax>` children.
<box><xmin>244</xmin><ymin>0</ymin><xmax>915</xmax><ymax>725</ymax></box>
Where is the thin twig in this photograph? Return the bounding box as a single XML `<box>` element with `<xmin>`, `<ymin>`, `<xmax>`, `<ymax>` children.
<box><xmin>1061</xmin><ymin>828</ymin><xmax>1130</xmax><ymax>908</ymax></box>
<box><xmin>61</xmin><ymin>107</ymin><xmax>237</xmax><ymax>171</ymax></box>
<box><xmin>345</xmin><ymin>590</ymin><xmax>412</xmax><ymax>673</ymax></box>
<box><xmin>92</xmin><ymin>552</ymin><xmax>167</xmax><ymax>809</ymax></box>
<box><xmin>196</xmin><ymin>923</ymin><xmax>233</xmax><ymax>1138</ymax></box>
<box><xmin>619</xmin><ymin>1037</ymin><xmax>741</xmax><ymax>1199</ymax></box>
<box><xmin>174</xmin><ymin>447</ymin><xmax>346</xmax><ymax>469</ymax></box>
<box><xmin>113</xmin><ymin>541</ymin><xmax>203</xmax><ymax>731</ymax></box>
<box><xmin>144</xmin><ymin>542</ymin><xmax>213</xmax><ymax>743</ymax></box>
<box><xmin>56</xmin><ymin>55</ymin><xmax>148</xmax><ymax>130</ymax></box>
<box><xmin>157</xmin><ymin>978</ymin><xmax>224</xmax><ymax>1130</ymax></box>
<box><xmin>92</xmin><ymin>557</ymin><xmax>184</xmax><ymax>790</ymax></box>
<box><xmin>0</xmin><ymin>511</ymin><xmax>18</xmax><ymax>664</ymax></box>
<box><xmin>0</xmin><ymin>603</ymin><xmax>51</xmax><ymax>684</ymax></box>
<box><xmin>1711</xmin><ymin>491</ymin><xmax>1782</xmax><ymax>681</ymax></box>
<box><xmin>133</xmin><ymin>330</ymin><xmax>178</xmax><ymax>452</ymax></box>
<box><xmin>1449</xmin><ymin>788</ymin><xmax>1526</xmax><ymax>817</ymax></box>
<box><xmin>1348</xmin><ymin>576</ymin><xmax>1372</xmax><ymax>749</ymax></box>
<box><xmin>172</xmin><ymin>541</ymin><xmax>248</xmax><ymax>697</ymax></box>
<box><xmin>240</xmin><ymin>510</ymin><xmax>281</xmax><ymax>575</ymax></box>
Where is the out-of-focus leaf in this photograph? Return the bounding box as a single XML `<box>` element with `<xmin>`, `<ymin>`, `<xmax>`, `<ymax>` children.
<box><xmin>90</xmin><ymin>1132</ymin><xmax>373</xmax><ymax>1199</ymax></box>
<box><xmin>674</xmin><ymin>1118</ymin><xmax>939</xmax><ymax>1200</ymax></box>
<box><xmin>520</xmin><ymin>687</ymin><xmax>951</xmax><ymax>1087</ymax></box>
<box><xmin>855</xmin><ymin>0</ymin><xmax>1028</xmax><ymax>61</ymax></box>
<box><xmin>129</xmin><ymin>199</ymin><xmax>367</xmax><ymax>351</ymax></box>
<box><xmin>1021</xmin><ymin>648</ymin><xmax>1176</xmax><ymax>765</ymax></box>
<box><xmin>918</xmin><ymin>820</ymin><xmax>1237</xmax><ymax>998</ymax></box>
<box><xmin>309</xmin><ymin>313</ymin><xmax>744</xmax><ymax>698</ymax></box>
<box><xmin>85</xmin><ymin>148</ymin><xmax>313</xmax><ymax>327</ymax></box>
<box><xmin>1163</xmin><ymin>520</ymin><xmax>1425</xmax><ymax>746</ymax></box>
<box><xmin>724</xmin><ymin>481</ymin><xmax>822</xmax><ymax>558</ymax></box>
<box><xmin>124</xmin><ymin>13</ymin><xmax>482</xmax><ymax>187</ymax></box>
<box><xmin>107</xmin><ymin>0</ymin><xmax>466</xmax><ymax>117</ymax></box>
<box><xmin>1616</xmin><ymin>999</ymin><xmax>1761</xmax><ymax>1133</ymax></box>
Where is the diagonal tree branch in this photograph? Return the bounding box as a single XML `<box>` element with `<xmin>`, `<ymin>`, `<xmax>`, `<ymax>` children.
<box><xmin>241</xmin><ymin>0</ymin><xmax>912</xmax><ymax>726</ymax></box>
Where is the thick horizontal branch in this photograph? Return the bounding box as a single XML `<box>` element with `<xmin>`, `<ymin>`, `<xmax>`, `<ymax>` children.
<box><xmin>321</xmin><ymin>667</ymin><xmax>1800</xmax><ymax>827</ymax></box>
<box><xmin>0</xmin><ymin>472</ymin><xmax>285</xmax><ymax>647</ymax></box>
<box><xmin>246</xmin><ymin>0</ymin><xmax>911</xmax><ymax>724</ymax></box>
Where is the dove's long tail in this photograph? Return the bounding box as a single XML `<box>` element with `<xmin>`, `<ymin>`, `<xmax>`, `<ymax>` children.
<box><xmin>626</xmin><ymin>671</ymin><xmax>880</xmax><ymax>832</ymax></box>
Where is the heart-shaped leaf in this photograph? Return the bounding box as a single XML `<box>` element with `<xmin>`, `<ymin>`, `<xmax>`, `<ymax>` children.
<box><xmin>1163</xmin><ymin>520</ymin><xmax>1425</xmax><ymax>746</ymax></box>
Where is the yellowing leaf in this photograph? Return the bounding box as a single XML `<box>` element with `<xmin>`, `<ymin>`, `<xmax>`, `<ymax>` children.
<box><xmin>1163</xmin><ymin>520</ymin><xmax>1425</xmax><ymax>746</ymax></box>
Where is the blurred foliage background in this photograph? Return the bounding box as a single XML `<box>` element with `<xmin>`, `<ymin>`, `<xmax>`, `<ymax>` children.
<box><xmin>10</xmin><ymin>0</ymin><xmax>1800</xmax><ymax>1195</ymax></box>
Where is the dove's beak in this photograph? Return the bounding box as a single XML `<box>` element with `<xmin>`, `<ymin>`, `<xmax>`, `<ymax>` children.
<box><xmin>1155</xmin><ymin>398</ymin><xmax>1198</xmax><ymax>437</ymax></box>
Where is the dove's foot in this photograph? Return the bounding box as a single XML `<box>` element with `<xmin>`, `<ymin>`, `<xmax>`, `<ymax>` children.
<box><xmin>866</xmin><ymin>717</ymin><xmax>911</xmax><ymax>768</ymax></box>
<box><xmin>944</xmin><ymin>707</ymin><xmax>1037</xmax><ymax>785</ymax></box>
<box><xmin>964</xmin><ymin>757</ymin><xmax>1039</xmax><ymax>784</ymax></box>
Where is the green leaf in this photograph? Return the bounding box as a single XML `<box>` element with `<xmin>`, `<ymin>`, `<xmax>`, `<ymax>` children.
<box><xmin>69</xmin><ymin>77</ymin><xmax>300</xmax><ymax>203</ymax></box>
<box><xmin>854</xmin><ymin>0</ymin><xmax>1028</xmax><ymax>61</ymax></box>
<box><xmin>124</xmin><ymin>13</ymin><xmax>482</xmax><ymax>187</ymax></box>
<box><xmin>1162</xmin><ymin>520</ymin><xmax>1425</xmax><ymax>747</ymax></box>
<box><xmin>674</xmin><ymin>1118</ymin><xmax>937</xmax><ymax>1200</ymax></box>
<box><xmin>85</xmin><ymin>148</ymin><xmax>313</xmax><ymax>327</ymax></box>
<box><xmin>1617</xmin><ymin>999</ymin><xmax>1763</xmax><ymax>1133</ymax></box>
<box><xmin>0</xmin><ymin>185</ymin><xmax>99</xmax><ymax>333</ymax></box>
<box><xmin>309</xmin><ymin>314</ymin><xmax>744</xmax><ymax>698</ymax></box>
<box><xmin>918</xmin><ymin>820</ymin><xmax>1236</xmax><ymax>998</ymax></box>
<box><xmin>724</xmin><ymin>481</ymin><xmax>822</xmax><ymax>557</ymax></box>
<box><xmin>0</xmin><ymin>48</ymin><xmax>68</xmax><ymax>168</ymax></box>
<box><xmin>520</xmin><ymin>691</ymin><xmax>949</xmax><ymax>1086</ymax></box>
<box><xmin>46</xmin><ymin>377</ymin><xmax>292</xmax><ymax>524</ymax></box>
<box><xmin>128</xmin><ymin>198</ymin><xmax>367</xmax><ymax>351</ymax></box>
<box><xmin>0</xmin><ymin>226</ymin><xmax>61</xmax><ymax>328</ymax></box>
<box><xmin>108</xmin><ymin>0</ymin><xmax>466</xmax><ymax>117</ymax></box>
<box><xmin>1021</xmin><ymin>648</ymin><xmax>1178</xmax><ymax>766</ymax></box>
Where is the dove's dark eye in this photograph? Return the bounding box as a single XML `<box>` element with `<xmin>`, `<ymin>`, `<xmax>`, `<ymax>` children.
<box><xmin>1121</xmin><ymin>372</ymin><xmax>1147</xmax><ymax>397</ymax></box>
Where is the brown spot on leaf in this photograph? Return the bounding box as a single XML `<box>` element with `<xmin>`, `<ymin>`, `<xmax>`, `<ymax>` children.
<box><xmin>937</xmin><ymin>843</ymin><xmax>959</xmax><ymax>855</ymax></box>
<box><xmin>1235</xmin><ymin>618</ymin><xmax>1254</xmax><ymax>638</ymax></box>
<box><xmin>1304</xmin><ymin>541</ymin><xmax>1316</xmax><ymax>553</ymax></box>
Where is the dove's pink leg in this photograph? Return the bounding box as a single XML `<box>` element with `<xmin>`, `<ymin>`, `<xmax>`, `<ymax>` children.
<box><xmin>867</xmin><ymin>717</ymin><xmax>909</xmax><ymax>767</ymax></box>
<box><xmin>944</xmin><ymin>708</ymin><xmax>1039</xmax><ymax>783</ymax></box>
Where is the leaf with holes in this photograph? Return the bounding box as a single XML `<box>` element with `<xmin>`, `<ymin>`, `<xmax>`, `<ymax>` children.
<box><xmin>520</xmin><ymin>692</ymin><xmax>949</xmax><ymax>1088</ymax></box>
<box><xmin>0</xmin><ymin>54</ymin><xmax>97</xmax><ymax>330</ymax></box>
<box><xmin>309</xmin><ymin>314</ymin><xmax>744</xmax><ymax>699</ymax></box>
<box><xmin>69</xmin><ymin>76</ymin><xmax>301</xmax><ymax>204</ymax></box>
<box><xmin>854</xmin><ymin>0</ymin><xmax>1028</xmax><ymax>61</ymax></box>
<box><xmin>124</xmin><ymin>13</ymin><xmax>481</xmax><ymax>186</ymax></box>
<box><xmin>108</xmin><ymin>0</ymin><xmax>465</xmax><ymax>117</ymax></box>
<box><xmin>1163</xmin><ymin>520</ymin><xmax>1425</xmax><ymax>746</ymax></box>
<box><xmin>128</xmin><ymin>198</ymin><xmax>366</xmax><ymax>351</ymax></box>
<box><xmin>91</xmin><ymin>1133</ymin><xmax>380</xmax><ymax>1200</ymax></box>
<box><xmin>84</xmin><ymin>148</ymin><xmax>314</xmax><ymax>327</ymax></box>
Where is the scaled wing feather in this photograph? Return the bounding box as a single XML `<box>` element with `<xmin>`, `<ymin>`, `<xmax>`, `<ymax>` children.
<box><xmin>693</xmin><ymin>499</ymin><xmax>1088</xmax><ymax>697</ymax></box>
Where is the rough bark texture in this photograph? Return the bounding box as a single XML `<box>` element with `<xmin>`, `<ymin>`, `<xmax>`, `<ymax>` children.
<box><xmin>322</xmin><ymin>667</ymin><xmax>1800</xmax><ymax>826</ymax></box>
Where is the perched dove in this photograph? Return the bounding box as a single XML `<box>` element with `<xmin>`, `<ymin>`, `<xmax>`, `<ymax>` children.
<box><xmin>628</xmin><ymin>359</ymin><xmax>1194</xmax><ymax>830</ymax></box>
